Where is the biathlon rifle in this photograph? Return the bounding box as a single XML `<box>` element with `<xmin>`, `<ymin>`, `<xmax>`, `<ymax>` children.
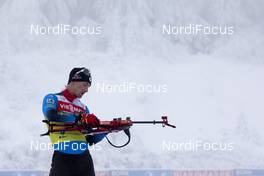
<box><xmin>41</xmin><ymin>116</ymin><xmax>175</xmax><ymax>148</ymax></box>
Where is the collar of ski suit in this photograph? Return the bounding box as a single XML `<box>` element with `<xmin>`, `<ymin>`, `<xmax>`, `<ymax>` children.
<box><xmin>62</xmin><ymin>89</ymin><xmax>77</xmax><ymax>102</ymax></box>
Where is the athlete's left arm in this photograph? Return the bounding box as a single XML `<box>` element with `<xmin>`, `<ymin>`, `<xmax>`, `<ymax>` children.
<box><xmin>85</xmin><ymin>106</ymin><xmax>107</xmax><ymax>145</ymax></box>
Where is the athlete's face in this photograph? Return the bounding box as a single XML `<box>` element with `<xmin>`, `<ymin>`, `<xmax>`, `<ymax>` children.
<box><xmin>71</xmin><ymin>82</ymin><xmax>90</xmax><ymax>98</ymax></box>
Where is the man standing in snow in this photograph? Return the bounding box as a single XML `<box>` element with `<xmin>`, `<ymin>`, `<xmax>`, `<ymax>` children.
<box><xmin>42</xmin><ymin>67</ymin><xmax>106</xmax><ymax>176</ymax></box>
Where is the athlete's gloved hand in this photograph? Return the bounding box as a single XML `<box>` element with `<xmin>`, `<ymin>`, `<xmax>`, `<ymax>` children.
<box><xmin>81</xmin><ymin>113</ymin><xmax>100</xmax><ymax>128</ymax></box>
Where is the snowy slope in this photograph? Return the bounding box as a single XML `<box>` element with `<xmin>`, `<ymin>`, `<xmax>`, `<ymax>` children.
<box><xmin>0</xmin><ymin>0</ymin><xmax>264</xmax><ymax>170</ymax></box>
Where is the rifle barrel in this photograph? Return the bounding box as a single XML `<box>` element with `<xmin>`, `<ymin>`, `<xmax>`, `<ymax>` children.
<box><xmin>132</xmin><ymin>120</ymin><xmax>176</xmax><ymax>128</ymax></box>
<box><xmin>133</xmin><ymin>120</ymin><xmax>163</xmax><ymax>124</ymax></box>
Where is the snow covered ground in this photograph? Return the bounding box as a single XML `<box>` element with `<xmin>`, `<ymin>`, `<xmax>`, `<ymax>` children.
<box><xmin>0</xmin><ymin>0</ymin><xmax>264</xmax><ymax>170</ymax></box>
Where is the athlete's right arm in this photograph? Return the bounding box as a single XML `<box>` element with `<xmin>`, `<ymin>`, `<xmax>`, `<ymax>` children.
<box><xmin>42</xmin><ymin>94</ymin><xmax>59</xmax><ymax>121</ymax></box>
